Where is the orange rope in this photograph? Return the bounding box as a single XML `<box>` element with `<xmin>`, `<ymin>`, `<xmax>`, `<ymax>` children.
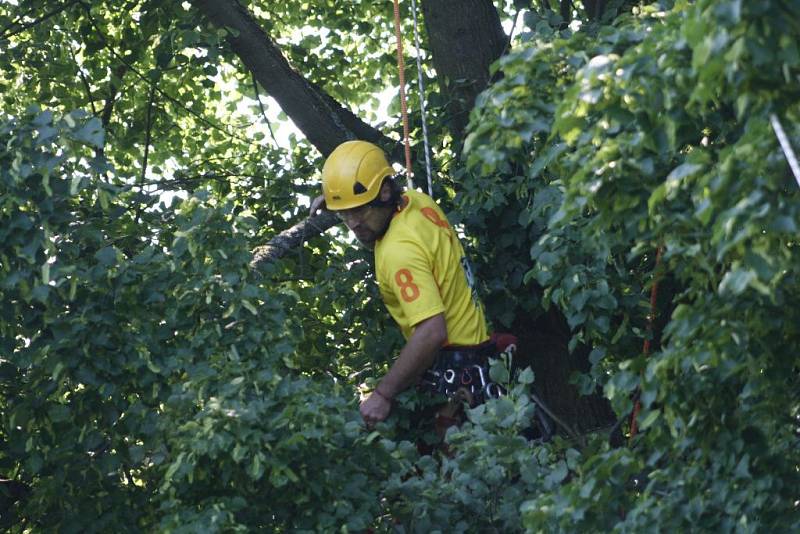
<box><xmin>629</xmin><ymin>245</ymin><xmax>664</xmax><ymax>443</ymax></box>
<box><xmin>392</xmin><ymin>0</ymin><xmax>413</xmax><ymax>187</ymax></box>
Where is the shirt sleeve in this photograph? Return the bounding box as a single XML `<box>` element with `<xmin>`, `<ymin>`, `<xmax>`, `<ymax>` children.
<box><xmin>381</xmin><ymin>238</ymin><xmax>445</xmax><ymax>328</ymax></box>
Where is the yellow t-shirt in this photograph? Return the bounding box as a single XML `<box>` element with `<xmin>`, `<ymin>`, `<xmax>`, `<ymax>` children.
<box><xmin>374</xmin><ymin>190</ymin><xmax>488</xmax><ymax>346</ymax></box>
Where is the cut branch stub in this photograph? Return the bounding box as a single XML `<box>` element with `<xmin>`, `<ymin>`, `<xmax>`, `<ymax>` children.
<box><xmin>250</xmin><ymin>210</ymin><xmax>339</xmax><ymax>272</ymax></box>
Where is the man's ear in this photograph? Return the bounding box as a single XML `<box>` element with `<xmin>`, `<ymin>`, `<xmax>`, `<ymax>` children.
<box><xmin>379</xmin><ymin>179</ymin><xmax>393</xmax><ymax>202</ymax></box>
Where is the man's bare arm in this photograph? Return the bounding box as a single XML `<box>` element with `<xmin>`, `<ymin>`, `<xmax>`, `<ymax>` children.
<box><xmin>378</xmin><ymin>313</ymin><xmax>446</xmax><ymax>398</ymax></box>
<box><xmin>360</xmin><ymin>313</ymin><xmax>447</xmax><ymax>424</ymax></box>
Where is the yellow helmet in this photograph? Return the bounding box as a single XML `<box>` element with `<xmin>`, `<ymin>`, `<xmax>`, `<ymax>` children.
<box><xmin>322</xmin><ymin>140</ymin><xmax>394</xmax><ymax>210</ymax></box>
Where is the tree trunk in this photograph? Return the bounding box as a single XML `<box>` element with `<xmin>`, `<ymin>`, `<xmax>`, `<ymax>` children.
<box><xmin>513</xmin><ymin>309</ymin><xmax>617</xmax><ymax>435</ymax></box>
<box><xmin>421</xmin><ymin>0</ymin><xmax>507</xmax><ymax>145</ymax></box>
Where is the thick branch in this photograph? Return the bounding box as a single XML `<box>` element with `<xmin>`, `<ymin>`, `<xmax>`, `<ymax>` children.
<box><xmin>581</xmin><ymin>0</ymin><xmax>607</xmax><ymax>20</ymax></box>
<box><xmin>100</xmin><ymin>63</ymin><xmax>128</xmax><ymax>130</ymax></box>
<box><xmin>561</xmin><ymin>0</ymin><xmax>573</xmax><ymax>23</ymax></box>
<box><xmin>191</xmin><ymin>0</ymin><xmax>392</xmax><ymax>157</ymax></box>
<box><xmin>250</xmin><ymin>211</ymin><xmax>339</xmax><ymax>271</ymax></box>
<box><xmin>421</xmin><ymin>0</ymin><xmax>507</xmax><ymax>145</ymax></box>
<box><xmin>0</xmin><ymin>0</ymin><xmax>81</xmax><ymax>42</ymax></box>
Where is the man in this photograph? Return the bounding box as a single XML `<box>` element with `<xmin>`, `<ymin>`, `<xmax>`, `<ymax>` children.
<box><xmin>312</xmin><ymin>140</ymin><xmax>495</xmax><ymax>428</ymax></box>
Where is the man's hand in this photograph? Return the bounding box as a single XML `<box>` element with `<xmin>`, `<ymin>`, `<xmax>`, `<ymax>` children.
<box><xmin>309</xmin><ymin>194</ymin><xmax>327</xmax><ymax>216</ymax></box>
<box><xmin>360</xmin><ymin>390</ymin><xmax>392</xmax><ymax>427</ymax></box>
<box><xmin>359</xmin><ymin>314</ymin><xmax>446</xmax><ymax>427</ymax></box>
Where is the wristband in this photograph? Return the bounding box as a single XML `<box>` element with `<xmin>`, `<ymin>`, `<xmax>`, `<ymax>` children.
<box><xmin>373</xmin><ymin>388</ymin><xmax>393</xmax><ymax>403</ymax></box>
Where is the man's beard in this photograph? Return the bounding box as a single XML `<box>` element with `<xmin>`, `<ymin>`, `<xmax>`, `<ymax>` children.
<box><xmin>354</xmin><ymin>229</ymin><xmax>378</xmax><ymax>249</ymax></box>
<box><xmin>352</xmin><ymin>210</ymin><xmax>393</xmax><ymax>249</ymax></box>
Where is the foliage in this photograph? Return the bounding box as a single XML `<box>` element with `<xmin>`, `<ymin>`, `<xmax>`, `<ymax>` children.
<box><xmin>0</xmin><ymin>109</ymin><xmax>396</xmax><ymax>531</ymax></box>
<box><xmin>461</xmin><ymin>0</ymin><xmax>800</xmax><ymax>530</ymax></box>
<box><xmin>2</xmin><ymin>0</ymin><xmax>800</xmax><ymax>532</ymax></box>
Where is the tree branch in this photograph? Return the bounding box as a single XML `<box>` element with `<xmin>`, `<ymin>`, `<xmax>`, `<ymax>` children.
<box><xmin>0</xmin><ymin>0</ymin><xmax>81</xmax><ymax>42</ymax></box>
<box><xmin>190</xmin><ymin>0</ymin><xmax>393</xmax><ymax>157</ymax></box>
<box><xmin>560</xmin><ymin>0</ymin><xmax>573</xmax><ymax>24</ymax></box>
<box><xmin>80</xmin><ymin>3</ymin><xmax>262</xmax><ymax>149</ymax></box>
<box><xmin>250</xmin><ymin>211</ymin><xmax>339</xmax><ymax>271</ymax></box>
<box><xmin>251</xmin><ymin>72</ymin><xmax>280</xmax><ymax>148</ymax></box>
<box><xmin>189</xmin><ymin>0</ymin><xmax>409</xmax><ymax>262</ymax></box>
<box><xmin>136</xmin><ymin>83</ymin><xmax>157</xmax><ymax>222</ymax></box>
<box><xmin>140</xmin><ymin>83</ymin><xmax>156</xmax><ymax>185</ymax></box>
<box><xmin>68</xmin><ymin>43</ymin><xmax>97</xmax><ymax>115</ymax></box>
<box><xmin>100</xmin><ymin>63</ymin><xmax>128</xmax><ymax>130</ymax></box>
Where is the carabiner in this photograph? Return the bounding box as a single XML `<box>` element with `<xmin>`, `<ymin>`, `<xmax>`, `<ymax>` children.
<box><xmin>444</xmin><ymin>369</ymin><xmax>456</xmax><ymax>384</ymax></box>
<box><xmin>461</xmin><ymin>369</ymin><xmax>473</xmax><ymax>385</ymax></box>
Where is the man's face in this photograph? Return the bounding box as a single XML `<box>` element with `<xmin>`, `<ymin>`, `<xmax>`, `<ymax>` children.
<box><xmin>337</xmin><ymin>204</ymin><xmax>391</xmax><ymax>248</ymax></box>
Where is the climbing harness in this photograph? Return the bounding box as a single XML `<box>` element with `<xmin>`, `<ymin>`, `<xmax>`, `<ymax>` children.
<box><xmin>391</xmin><ymin>0</ymin><xmax>434</xmax><ymax>196</ymax></box>
<box><xmin>420</xmin><ymin>334</ymin><xmax>555</xmax><ymax>442</ymax></box>
<box><xmin>770</xmin><ymin>114</ymin><xmax>800</xmax><ymax>188</ymax></box>
<box><xmin>421</xmin><ymin>341</ymin><xmax>506</xmax><ymax>406</ymax></box>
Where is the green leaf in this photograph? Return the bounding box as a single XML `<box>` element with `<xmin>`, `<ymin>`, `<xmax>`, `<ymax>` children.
<box><xmin>518</xmin><ymin>367</ymin><xmax>535</xmax><ymax>385</ymax></box>
<box><xmin>232</xmin><ymin>443</ymin><xmax>246</xmax><ymax>463</ymax></box>
<box><xmin>94</xmin><ymin>246</ymin><xmax>117</xmax><ymax>266</ymax></box>
<box><xmin>73</xmin><ymin>117</ymin><xmax>104</xmax><ymax>148</ymax></box>
<box><xmin>27</xmin><ymin>454</ymin><xmax>43</xmax><ymax>475</ymax></box>
<box><xmin>70</xmin><ymin>175</ymin><xmax>82</xmax><ymax>195</ymax></box>
<box><xmin>565</xmin><ymin>448</ymin><xmax>581</xmax><ymax>470</ymax></box>
<box><xmin>489</xmin><ymin>358</ymin><xmax>510</xmax><ymax>384</ymax></box>
<box><xmin>48</xmin><ymin>404</ymin><xmax>70</xmax><ymax>423</ymax></box>
<box><xmin>666</xmin><ymin>162</ymin><xmax>703</xmax><ymax>183</ymax></box>
<box><xmin>42</xmin><ymin>172</ymin><xmax>52</xmax><ymax>196</ymax></box>
<box><xmin>241</xmin><ymin>299</ymin><xmax>258</xmax><ymax>315</ymax></box>
<box><xmin>164</xmin><ymin>452</ymin><xmax>185</xmax><ymax>482</ymax></box>
<box><xmin>545</xmin><ymin>460</ymin><xmax>568</xmax><ymax>486</ymax></box>
<box><xmin>249</xmin><ymin>453</ymin><xmax>265</xmax><ymax>480</ymax></box>
<box><xmin>718</xmin><ymin>268</ymin><xmax>754</xmax><ymax>296</ymax></box>
<box><xmin>638</xmin><ymin>409</ymin><xmax>660</xmax><ymax>430</ymax></box>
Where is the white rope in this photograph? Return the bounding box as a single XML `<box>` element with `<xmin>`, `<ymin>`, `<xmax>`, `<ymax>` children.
<box><xmin>770</xmin><ymin>114</ymin><xmax>800</xmax><ymax>189</ymax></box>
<box><xmin>409</xmin><ymin>0</ymin><xmax>433</xmax><ymax>197</ymax></box>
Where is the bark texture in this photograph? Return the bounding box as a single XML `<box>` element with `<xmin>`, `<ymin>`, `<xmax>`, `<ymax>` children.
<box><xmin>582</xmin><ymin>0</ymin><xmax>608</xmax><ymax>20</ymax></box>
<box><xmin>250</xmin><ymin>210</ymin><xmax>339</xmax><ymax>271</ymax></box>
<box><xmin>513</xmin><ymin>310</ymin><xmax>617</xmax><ymax>435</ymax></box>
<box><xmin>421</xmin><ymin>0</ymin><xmax>507</xmax><ymax>144</ymax></box>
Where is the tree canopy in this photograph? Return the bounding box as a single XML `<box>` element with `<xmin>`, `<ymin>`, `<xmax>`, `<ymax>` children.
<box><xmin>1</xmin><ymin>0</ymin><xmax>799</xmax><ymax>531</ymax></box>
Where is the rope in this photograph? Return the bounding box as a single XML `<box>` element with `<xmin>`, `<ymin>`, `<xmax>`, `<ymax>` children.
<box><xmin>770</xmin><ymin>114</ymin><xmax>800</xmax><ymax>188</ymax></box>
<box><xmin>629</xmin><ymin>245</ymin><xmax>664</xmax><ymax>443</ymax></box>
<box><xmin>392</xmin><ymin>0</ymin><xmax>414</xmax><ymax>191</ymax></box>
<box><xmin>409</xmin><ymin>0</ymin><xmax>433</xmax><ymax>196</ymax></box>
